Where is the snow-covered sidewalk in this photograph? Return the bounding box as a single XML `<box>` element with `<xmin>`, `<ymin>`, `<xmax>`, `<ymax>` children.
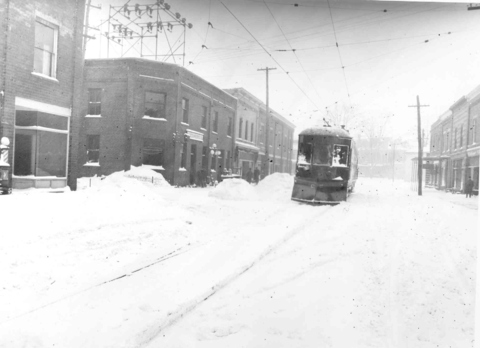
<box><xmin>0</xmin><ymin>171</ymin><xmax>477</xmax><ymax>348</ymax></box>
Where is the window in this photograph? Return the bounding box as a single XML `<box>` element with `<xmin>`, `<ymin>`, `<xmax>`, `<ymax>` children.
<box><xmin>201</xmin><ymin>106</ymin><xmax>207</xmax><ymax>128</ymax></box>
<box><xmin>213</xmin><ymin>111</ymin><xmax>218</xmax><ymax>133</ymax></box>
<box><xmin>239</xmin><ymin>118</ymin><xmax>243</xmax><ymax>138</ymax></box>
<box><xmin>181</xmin><ymin>141</ymin><xmax>187</xmax><ymax>168</ymax></box>
<box><xmin>227</xmin><ymin>117</ymin><xmax>232</xmax><ymax>136</ymax></box>
<box><xmin>251</xmin><ymin>123</ymin><xmax>254</xmax><ymax>142</ymax></box>
<box><xmin>88</xmin><ymin>89</ymin><xmax>102</xmax><ymax>115</ymax></box>
<box><xmin>87</xmin><ymin>135</ymin><xmax>100</xmax><ymax>163</ymax></box>
<box><xmin>143</xmin><ymin>138</ymin><xmax>164</xmax><ymax>166</ymax></box>
<box><xmin>182</xmin><ymin>98</ymin><xmax>189</xmax><ymax>123</ymax></box>
<box><xmin>34</xmin><ymin>18</ymin><xmax>58</xmax><ymax>78</ymax></box>
<box><xmin>331</xmin><ymin>145</ymin><xmax>348</xmax><ymax>167</ymax></box>
<box><xmin>297</xmin><ymin>137</ymin><xmax>312</xmax><ymax>165</ymax></box>
<box><xmin>145</xmin><ymin>92</ymin><xmax>166</xmax><ymax>119</ymax></box>
<box><xmin>226</xmin><ymin>150</ymin><xmax>231</xmax><ymax>169</ymax></box>
<box><xmin>472</xmin><ymin>119</ymin><xmax>477</xmax><ymax>144</ymax></box>
<box><xmin>14</xmin><ymin>110</ymin><xmax>68</xmax><ymax>177</ymax></box>
<box><xmin>245</xmin><ymin>121</ymin><xmax>249</xmax><ymax>140</ymax></box>
<box><xmin>460</xmin><ymin>125</ymin><xmax>463</xmax><ymax>148</ymax></box>
<box><xmin>312</xmin><ymin>144</ymin><xmax>331</xmax><ymax>165</ymax></box>
<box><xmin>454</xmin><ymin>128</ymin><xmax>457</xmax><ymax>149</ymax></box>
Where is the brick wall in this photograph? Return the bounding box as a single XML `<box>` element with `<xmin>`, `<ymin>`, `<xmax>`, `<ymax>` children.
<box><xmin>81</xmin><ymin>58</ymin><xmax>238</xmax><ymax>186</ymax></box>
<box><xmin>0</xmin><ymin>0</ymin><xmax>85</xmax><ymax>189</ymax></box>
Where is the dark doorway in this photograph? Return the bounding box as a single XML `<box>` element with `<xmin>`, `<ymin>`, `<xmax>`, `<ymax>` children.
<box><xmin>190</xmin><ymin>144</ymin><xmax>197</xmax><ymax>185</ymax></box>
<box><xmin>14</xmin><ymin>133</ymin><xmax>35</xmax><ymax>176</ymax></box>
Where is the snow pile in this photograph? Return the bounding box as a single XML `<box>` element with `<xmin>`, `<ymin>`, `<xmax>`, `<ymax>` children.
<box><xmin>208</xmin><ymin>178</ymin><xmax>258</xmax><ymax>200</ymax></box>
<box><xmin>86</xmin><ymin>166</ymin><xmax>171</xmax><ymax>197</ymax></box>
<box><xmin>256</xmin><ymin>172</ymin><xmax>294</xmax><ymax>202</ymax></box>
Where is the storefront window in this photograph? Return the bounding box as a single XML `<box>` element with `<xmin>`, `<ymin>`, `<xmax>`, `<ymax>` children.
<box><xmin>14</xmin><ymin>110</ymin><xmax>68</xmax><ymax>177</ymax></box>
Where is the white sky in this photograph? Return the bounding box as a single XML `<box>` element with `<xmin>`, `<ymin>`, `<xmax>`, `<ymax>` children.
<box><xmin>85</xmin><ymin>0</ymin><xmax>480</xmax><ymax>142</ymax></box>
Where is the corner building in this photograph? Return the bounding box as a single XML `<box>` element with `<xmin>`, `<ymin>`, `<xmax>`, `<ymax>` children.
<box><xmin>80</xmin><ymin>58</ymin><xmax>237</xmax><ymax>186</ymax></box>
<box><xmin>0</xmin><ymin>0</ymin><xmax>86</xmax><ymax>190</ymax></box>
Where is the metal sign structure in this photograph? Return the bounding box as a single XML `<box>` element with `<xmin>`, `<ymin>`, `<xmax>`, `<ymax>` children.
<box><xmin>104</xmin><ymin>1</ymin><xmax>193</xmax><ymax>65</ymax></box>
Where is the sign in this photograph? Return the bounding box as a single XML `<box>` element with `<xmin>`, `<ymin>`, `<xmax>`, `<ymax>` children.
<box><xmin>186</xmin><ymin>129</ymin><xmax>203</xmax><ymax>142</ymax></box>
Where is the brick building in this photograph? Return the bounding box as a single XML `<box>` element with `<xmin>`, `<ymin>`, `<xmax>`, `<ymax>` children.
<box><xmin>426</xmin><ymin>85</ymin><xmax>480</xmax><ymax>194</ymax></box>
<box><xmin>0</xmin><ymin>0</ymin><xmax>85</xmax><ymax>190</ymax></box>
<box><xmin>224</xmin><ymin>88</ymin><xmax>295</xmax><ymax>179</ymax></box>
<box><xmin>80</xmin><ymin>58</ymin><xmax>237</xmax><ymax>186</ymax></box>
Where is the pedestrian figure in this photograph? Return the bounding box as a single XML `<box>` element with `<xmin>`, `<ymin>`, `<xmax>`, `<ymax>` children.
<box><xmin>246</xmin><ymin>168</ymin><xmax>253</xmax><ymax>184</ymax></box>
<box><xmin>465</xmin><ymin>176</ymin><xmax>475</xmax><ymax>198</ymax></box>
<box><xmin>253</xmin><ymin>167</ymin><xmax>260</xmax><ymax>185</ymax></box>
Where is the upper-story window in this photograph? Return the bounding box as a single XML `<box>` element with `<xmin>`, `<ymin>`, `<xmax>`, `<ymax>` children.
<box><xmin>201</xmin><ymin>106</ymin><xmax>207</xmax><ymax>129</ymax></box>
<box><xmin>145</xmin><ymin>91</ymin><xmax>166</xmax><ymax>119</ymax></box>
<box><xmin>245</xmin><ymin>121</ymin><xmax>249</xmax><ymax>140</ymax></box>
<box><xmin>88</xmin><ymin>89</ymin><xmax>102</xmax><ymax>115</ymax></box>
<box><xmin>213</xmin><ymin>111</ymin><xmax>219</xmax><ymax>133</ymax></box>
<box><xmin>251</xmin><ymin>123</ymin><xmax>254</xmax><ymax>142</ymax></box>
<box><xmin>460</xmin><ymin>125</ymin><xmax>463</xmax><ymax>148</ymax></box>
<box><xmin>227</xmin><ymin>117</ymin><xmax>232</xmax><ymax>136</ymax></box>
<box><xmin>454</xmin><ymin>128</ymin><xmax>457</xmax><ymax>149</ymax></box>
<box><xmin>239</xmin><ymin>118</ymin><xmax>243</xmax><ymax>138</ymax></box>
<box><xmin>471</xmin><ymin>119</ymin><xmax>477</xmax><ymax>144</ymax></box>
<box><xmin>34</xmin><ymin>18</ymin><xmax>58</xmax><ymax>78</ymax></box>
<box><xmin>182</xmin><ymin>98</ymin><xmax>189</xmax><ymax>124</ymax></box>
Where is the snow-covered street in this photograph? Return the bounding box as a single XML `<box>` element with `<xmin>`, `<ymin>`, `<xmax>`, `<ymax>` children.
<box><xmin>1</xmin><ymin>169</ymin><xmax>477</xmax><ymax>348</ymax></box>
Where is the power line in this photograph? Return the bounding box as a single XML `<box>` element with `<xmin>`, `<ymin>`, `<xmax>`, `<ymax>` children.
<box><xmin>220</xmin><ymin>1</ymin><xmax>320</xmax><ymax>110</ymax></box>
<box><xmin>262</xmin><ymin>0</ymin><xmax>323</xmax><ymax>104</ymax></box>
<box><xmin>327</xmin><ymin>0</ymin><xmax>350</xmax><ymax>98</ymax></box>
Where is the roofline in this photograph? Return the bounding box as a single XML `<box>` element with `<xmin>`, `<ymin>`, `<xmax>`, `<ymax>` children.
<box><xmin>224</xmin><ymin>87</ymin><xmax>296</xmax><ymax>129</ymax></box>
<box><xmin>85</xmin><ymin>58</ymin><xmax>236</xmax><ymax>102</ymax></box>
<box><xmin>449</xmin><ymin>96</ymin><xmax>467</xmax><ymax>110</ymax></box>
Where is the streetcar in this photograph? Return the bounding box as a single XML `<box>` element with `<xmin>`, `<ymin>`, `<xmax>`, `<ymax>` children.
<box><xmin>291</xmin><ymin>125</ymin><xmax>358</xmax><ymax>204</ymax></box>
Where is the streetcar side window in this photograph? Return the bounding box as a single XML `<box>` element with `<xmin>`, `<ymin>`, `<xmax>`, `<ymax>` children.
<box><xmin>332</xmin><ymin>144</ymin><xmax>349</xmax><ymax>167</ymax></box>
<box><xmin>298</xmin><ymin>141</ymin><xmax>312</xmax><ymax>165</ymax></box>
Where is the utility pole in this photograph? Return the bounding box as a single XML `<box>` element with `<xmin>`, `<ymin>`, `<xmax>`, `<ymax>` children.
<box><xmin>409</xmin><ymin>96</ymin><xmax>429</xmax><ymax>196</ymax></box>
<box><xmin>83</xmin><ymin>1</ymin><xmax>101</xmax><ymax>57</ymax></box>
<box><xmin>258</xmin><ymin>67</ymin><xmax>276</xmax><ymax>176</ymax></box>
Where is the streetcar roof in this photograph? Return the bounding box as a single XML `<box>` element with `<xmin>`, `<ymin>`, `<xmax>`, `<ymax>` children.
<box><xmin>299</xmin><ymin>126</ymin><xmax>352</xmax><ymax>139</ymax></box>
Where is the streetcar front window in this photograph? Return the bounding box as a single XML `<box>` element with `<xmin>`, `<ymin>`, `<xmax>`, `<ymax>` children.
<box><xmin>332</xmin><ymin>144</ymin><xmax>349</xmax><ymax>167</ymax></box>
<box><xmin>313</xmin><ymin>144</ymin><xmax>332</xmax><ymax>165</ymax></box>
<box><xmin>298</xmin><ymin>141</ymin><xmax>312</xmax><ymax>165</ymax></box>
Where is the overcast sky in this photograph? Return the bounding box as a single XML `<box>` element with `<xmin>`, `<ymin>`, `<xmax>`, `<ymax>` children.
<box><xmin>86</xmin><ymin>0</ymin><xmax>480</xmax><ymax>143</ymax></box>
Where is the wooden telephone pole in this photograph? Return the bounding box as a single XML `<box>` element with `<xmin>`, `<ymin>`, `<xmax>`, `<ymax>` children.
<box><xmin>409</xmin><ymin>96</ymin><xmax>429</xmax><ymax>196</ymax></box>
<box><xmin>258</xmin><ymin>67</ymin><xmax>276</xmax><ymax>176</ymax></box>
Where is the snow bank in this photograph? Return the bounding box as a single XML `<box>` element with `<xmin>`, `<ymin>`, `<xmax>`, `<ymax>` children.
<box><xmin>208</xmin><ymin>178</ymin><xmax>258</xmax><ymax>200</ymax></box>
<box><xmin>255</xmin><ymin>173</ymin><xmax>294</xmax><ymax>202</ymax></box>
<box><xmin>85</xmin><ymin>166</ymin><xmax>171</xmax><ymax>197</ymax></box>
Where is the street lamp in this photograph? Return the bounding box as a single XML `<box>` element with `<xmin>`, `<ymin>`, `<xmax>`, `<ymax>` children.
<box><xmin>210</xmin><ymin>143</ymin><xmax>221</xmax><ymax>159</ymax></box>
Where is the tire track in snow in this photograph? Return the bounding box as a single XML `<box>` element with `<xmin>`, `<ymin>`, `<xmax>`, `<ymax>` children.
<box><xmin>1</xmin><ymin>199</ymin><xmax>296</xmax><ymax>326</ymax></box>
<box><xmin>137</xmin><ymin>204</ymin><xmax>335</xmax><ymax>348</ymax></box>
<box><xmin>0</xmin><ymin>243</ymin><xmax>196</xmax><ymax>325</ymax></box>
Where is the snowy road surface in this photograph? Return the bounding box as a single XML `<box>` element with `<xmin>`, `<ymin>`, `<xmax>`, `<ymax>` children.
<box><xmin>1</xmin><ymin>168</ymin><xmax>477</xmax><ymax>348</ymax></box>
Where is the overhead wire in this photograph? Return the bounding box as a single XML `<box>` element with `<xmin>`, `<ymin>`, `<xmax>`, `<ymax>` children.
<box><xmin>262</xmin><ymin>0</ymin><xmax>324</xmax><ymax>104</ymax></box>
<box><xmin>326</xmin><ymin>0</ymin><xmax>350</xmax><ymax>98</ymax></box>
<box><xmin>220</xmin><ymin>1</ymin><xmax>320</xmax><ymax>110</ymax></box>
